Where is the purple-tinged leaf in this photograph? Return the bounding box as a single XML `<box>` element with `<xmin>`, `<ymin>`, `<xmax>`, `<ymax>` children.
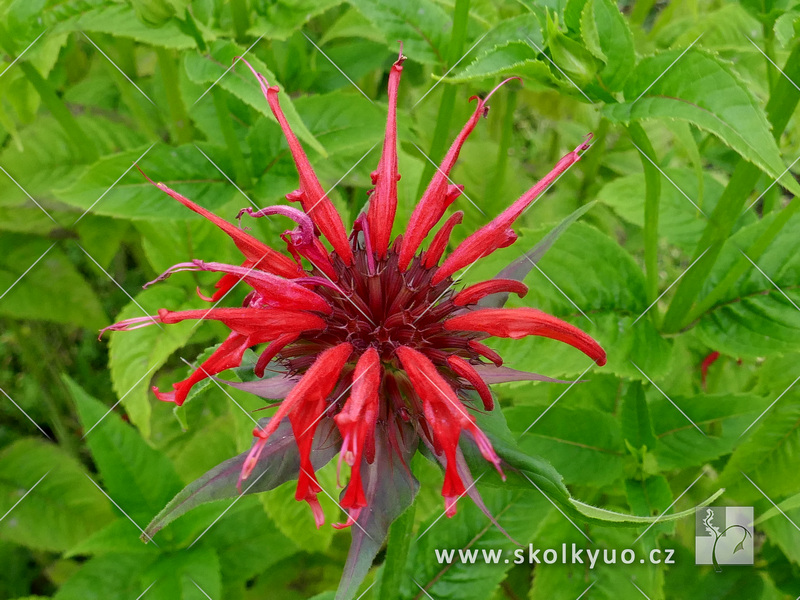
<box><xmin>471</xmin><ymin>364</ymin><xmax>579</xmax><ymax>385</ymax></box>
<box><xmin>336</xmin><ymin>424</ymin><xmax>419</xmax><ymax>600</ymax></box>
<box><xmin>143</xmin><ymin>418</ymin><xmax>339</xmax><ymax>539</ymax></box>
<box><xmin>216</xmin><ymin>374</ymin><xmax>300</xmax><ymax>399</ymax></box>
<box><xmin>479</xmin><ymin>202</ymin><xmax>596</xmax><ymax>308</ymax></box>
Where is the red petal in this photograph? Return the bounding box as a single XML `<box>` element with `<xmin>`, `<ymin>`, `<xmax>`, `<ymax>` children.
<box><xmin>137</xmin><ymin>168</ymin><xmax>301</xmax><ymax>279</ymax></box>
<box><xmin>452</xmin><ymin>279</ymin><xmax>528</xmax><ymax>307</ymax></box>
<box><xmin>422</xmin><ymin>211</ymin><xmax>463</xmax><ymax>269</ymax></box>
<box><xmin>396</xmin><ymin>346</ymin><xmax>503</xmax><ymax>504</ymax></box>
<box><xmin>255</xmin><ymin>333</ymin><xmax>299</xmax><ymax>378</ymax></box>
<box><xmin>468</xmin><ymin>340</ymin><xmax>503</xmax><ymax>367</ymax></box>
<box><xmin>399</xmin><ymin>81</ymin><xmax>519</xmax><ymax>271</ymax></box>
<box><xmin>431</xmin><ymin>137</ymin><xmax>591</xmax><ymax>285</ymax></box>
<box><xmin>156</xmin><ymin>307</ymin><xmax>326</xmax><ymax>337</ymax></box>
<box><xmin>238</xmin><ymin>60</ymin><xmax>353</xmax><ymax>265</ymax></box>
<box><xmin>367</xmin><ymin>51</ymin><xmax>405</xmax><ymax>259</ymax></box>
<box><xmin>445</xmin><ymin>307</ymin><xmax>606</xmax><ymax>366</ymax></box>
<box><xmin>446</xmin><ymin>355</ymin><xmax>494</xmax><ymax>410</ymax></box>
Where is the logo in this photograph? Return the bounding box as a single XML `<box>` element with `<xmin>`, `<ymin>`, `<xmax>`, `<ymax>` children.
<box><xmin>695</xmin><ymin>506</ymin><xmax>753</xmax><ymax>571</ymax></box>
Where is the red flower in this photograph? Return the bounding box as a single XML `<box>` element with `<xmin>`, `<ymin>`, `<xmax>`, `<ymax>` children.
<box><xmin>103</xmin><ymin>50</ymin><xmax>605</xmax><ymax>529</ymax></box>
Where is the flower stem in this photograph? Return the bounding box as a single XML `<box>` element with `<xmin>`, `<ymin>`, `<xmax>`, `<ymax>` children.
<box><xmin>156</xmin><ymin>47</ymin><xmax>193</xmax><ymax>144</ymax></box>
<box><xmin>663</xmin><ymin>42</ymin><xmax>800</xmax><ymax>332</ymax></box>
<box><xmin>415</xmin><ymin>0</ymin><xmax>471</xmax><ymax>198</ymax></box>
<box><xmin>211</xmin><ymin>87</ymin><xmax>251</xmax><ymax>188</ymax></box>
<box><xmin>627</xmin><ymin>123</ymin><xmax>661</xmax><ymax>307</ymax></box>
<box><xmin>377</xmin><ymin>502</ymin><xmax>416</xmax><ymax>600</ymax></box>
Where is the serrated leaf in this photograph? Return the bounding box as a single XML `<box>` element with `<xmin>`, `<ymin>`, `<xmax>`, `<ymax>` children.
<box><xmin>446</xmin><ymin>41</ymin><xmax>555</xmax><ymax>85</ymax></box>
<box><xmin>184</xmin><ymin>40</ymin><xmax>325</xmax><ymax>156</ymax></box>
<box><xmin>250</xmin><ymin>0</ymin><xmax>344</xmax><ymax>40</ymax></box>
<box><xmin>605</xmin><ymin>49</ymin><xmax>800</xmax><ymax>197</ymax></box>
<box><xmin>108</xmin><ymin>285</ymin><xmax>198</xmax><ymax>438</ymax></box>
<box><xmin>65</xmin><ymin>376</ymin><xmax>184</xmax><ymax>522</ymax></box>
<box><xmin>0</xmin><ymin>438</ymin><xmax>114</xmax><ymax>552</ymax></box>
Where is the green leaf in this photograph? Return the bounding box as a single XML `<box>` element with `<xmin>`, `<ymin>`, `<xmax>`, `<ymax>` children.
<box><xmin>108</xmin><ymin>285</ymin><xmax>199</xmax><ymax>439</ymax></box>
<box><xmin>54</xmin><ymin>553</ymin><xmax>157</xmax><ymax>600</ymax></box>
<box><xmin>446</xmin><ymin>42</ymin><xmax>554</xmax><ymax>85</ymax></box>
<box><xmin>580</xmin><ymin>0</ymin><xmax>635</xmax><ymax>91</ymax></box>
<box><xmin>0</xmin><ymin>235</ymin><xmax>107</xmax><ymax>329</ymax></box>
<box><xmin>142</xmin><ymin>547</ymin><xmax>222</xmax><ymax>600</ymax></box>
<box><xmin>65</xmin><ymin>376</ymin><xmax>184</xmax><ymax>522</ymax></box>
<box><xmin>184</xmin><ymin>40</ymin><xmax>325</xmax><ymax>156</ymax></box>
<box><xmin>695</xmin><ymin>212</ymin><xmax>800</xmax><ymax>359</ymax></box>
<box><xmin>605</xmin><ymin>49</ymin><xmax>800</xmax><ymax>197</ymax></box>
<box><xmin>625</xmin><ymin>475</ymin><xmax>674</xmax><ymax>519</ymax></box>
<box><xmin>569</xmin><ymin>488</ymin><xmax>724</xmax><ymax>525</ymax></box>
<box><xmin>620</xmin><ymin>381</ymin><xmax>657</xmax><ymax>451</ymax></box>
<box><xmin>250</xmin><ymin>0</ymin><xmax>344</xmax><ymax>40</ymax></box>
<box><xmin>0</xmin><ymin>438</ymin><xmax>114</xmax><ymax>552</ymax></box>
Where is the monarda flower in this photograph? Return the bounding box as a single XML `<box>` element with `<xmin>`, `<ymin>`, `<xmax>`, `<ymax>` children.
<box><xmin>103</xmin><ymin>49</ymin><xmax>605</xmax><ymax>592</ymax></box>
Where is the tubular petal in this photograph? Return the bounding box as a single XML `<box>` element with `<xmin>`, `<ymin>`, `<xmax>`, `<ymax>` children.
<box><xmin>396</xmin><ymin>346</ymin><xmax>503</xmax><ymax>508</ymax></box>
<box><xmin>452</xmin><ymin>279</ymin><xmax>528</xmax><ymax>306</ymax></box>
<box><xmin>432</xmin><ymin>136</ymin><xmax>591</xmax><ymax>285</ymax></box>
<box><xmin>445</xmin><ymin>307</ymin><xmax>606</xmax><ymax>366</ymax></box>
<box><xmin>467</xmin><ymin>340</ymin><xmax>503</xmax><ymax>367</ymax></box>
<box><xmin>399</xmin><ymin>79</ymin><xmax>520</xmax><ymax>271</ymax></box>
<box><xmin>137</xmin><ymin>168</ymin><xmax>301</xmax><ymax>279</ymax></box>
<box><xmin>367</xmin><ymin>51</ymin><xmax>405</xmax><ymax>259</ymax></box>
<box><xmin>241</xmin><ymin>343</ymin><xmax>353</xmax><ymax>522</ymax></box>
<box><xmin>255</xmin><ymin>333</ymin><xmax>299</xmax><ymax>377</ymax></box>
<box><xmin>422</xmin><ymin>211</ymin><xmax>463</xmax><ymax>269</ymax></box>
<box><xmin>156</xmin><ymin>307</ymin><xmax>327</xmax><ymax>336</ymax></box>
<box><xmin>237</xmin><ymin>59</ymin><xmax>353</xmax><ymax>265</ymax></box>
<box><xmin>446</xmin><ymin>355</ymin><xmax>494</xmax><ymax>410</ymax></box>
<box><xmin>333</xmin><ymin>348</ymin><xmax>381</xmax><ymax>526</ymax></box>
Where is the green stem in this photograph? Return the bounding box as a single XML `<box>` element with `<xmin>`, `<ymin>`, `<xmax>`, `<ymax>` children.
<box><xmin>106</xmin><ymin>62</ymin><xmax>159</xmax><ymax>140</ymax></box>
<box><xmin>627</xmin><ymin>123</ymin><xmax>661</xmax><ymax>307</ymax></box>
<box><xmin>230</xmin><ymin>0</ymin><xmax>250</xmax><ymax>43</ymax></box>
<box><xmin>578</xmin><ymin>117</ymin><xmax>608</xmax><ymax>200</ymax></box>
<box><xmin>377</xmin><ymin>503</ymin><xmax>416</xmax><ymax>600</ymax></box>
<box><xmin>156</xmin><ymin>47</ymin><xmax>193</xmax><ymax>144</ymax></box>
<box><xmin>485</xmin><ymin>89</ymin><xmax>517</xmax><ymax>202</ymax></box>
<box><xmin>211</xmin><ymin>87</ymin><xmax>251</xmax><ymax>188</ymax></box>
<box><xmin>415</xmin><ymin>0</ymin><xmax>471</xmax><ymax>198</ymax></box>
<box><xmin>662</xmin><ymin>42</ymin><xmax>800</xmax><ymax>333</ymax></box>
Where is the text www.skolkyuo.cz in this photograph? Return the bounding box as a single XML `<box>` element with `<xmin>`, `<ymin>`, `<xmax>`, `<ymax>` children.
<box><xmin>434</xmin><ymin>544</ymin><xmax>676</xmax><ymax>568</ymax></box>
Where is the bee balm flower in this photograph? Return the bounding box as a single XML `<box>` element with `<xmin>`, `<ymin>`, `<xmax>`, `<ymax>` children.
<box><xmin>103</xmin><ymin>50</ymin><xmax>605</xmax><ymax>532</ymax></box>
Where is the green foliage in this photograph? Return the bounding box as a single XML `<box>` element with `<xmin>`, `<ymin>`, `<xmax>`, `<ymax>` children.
<box><xmin>2</xmin><ymin>0</ymin><xmax>799</xmax><ymax>598</ymax></box>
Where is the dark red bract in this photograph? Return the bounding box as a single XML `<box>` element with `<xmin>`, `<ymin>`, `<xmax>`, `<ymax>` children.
<box><xmin>103</xmin><ymin>50</ymin><xmax>606</xmax><ymax>529</ymax></box>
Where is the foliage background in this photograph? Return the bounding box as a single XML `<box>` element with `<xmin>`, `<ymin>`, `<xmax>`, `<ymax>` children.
<box><xmin>1</xmin><ymin>0</ymin><xmax>800</xmax><ymax>598</ymax></box>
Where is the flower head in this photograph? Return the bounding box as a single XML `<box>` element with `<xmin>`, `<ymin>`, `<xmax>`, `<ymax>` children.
<box><xmin>103</xmin><ymin>50</ymin><xmax>605</xmax><ymax>529</ymax></box>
